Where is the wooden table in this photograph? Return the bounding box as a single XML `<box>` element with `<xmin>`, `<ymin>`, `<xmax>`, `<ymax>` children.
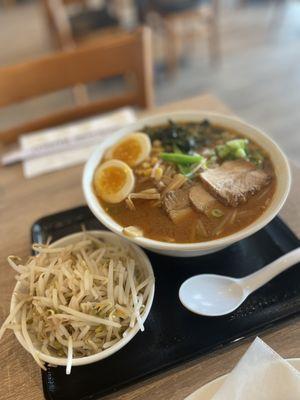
<box><xmin>0</xmin><ymin>93</ymin><xmax>299</xmax><ymax>400</ymax></box>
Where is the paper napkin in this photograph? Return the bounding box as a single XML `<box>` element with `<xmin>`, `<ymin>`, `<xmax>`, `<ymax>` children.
<box><xmin>20</xmin><ymin>107</ymin><xmax>136</xmax><ymax>178</ymax></box>
<box><xmin>186</xmin><ymin>337</ymin><xmax>300</xmax><ymax>400</ymax></box>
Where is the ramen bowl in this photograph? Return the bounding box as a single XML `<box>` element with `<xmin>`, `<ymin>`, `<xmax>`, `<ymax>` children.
<box><xmin>83</xmin><ymin>111</ymin><xmax>291</xmax><ymax>257</ymax></box>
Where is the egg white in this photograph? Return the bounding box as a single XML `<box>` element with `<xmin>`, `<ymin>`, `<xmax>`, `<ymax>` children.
<box><xmin>105</xmin><ymin>132</ymin><xmax>151</xmax><ymax>166</ymax></box>
<box><xmin>94</xmin><ymin>159</ymin><xmax>135</xmax><ymax>203</ymax></box>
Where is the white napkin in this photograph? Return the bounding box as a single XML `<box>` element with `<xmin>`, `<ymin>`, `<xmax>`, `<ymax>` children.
<box><xmin>20</xmin><ymin>107</ymin><xmax>136</xmax><ymax>178</ymax></box>
<box><xmin>187</xmin><ymin>337</ymin><xmax>300</xmax><ymax>400</ymax></box>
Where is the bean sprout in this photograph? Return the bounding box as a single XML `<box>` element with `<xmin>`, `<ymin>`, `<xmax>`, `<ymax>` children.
<box><xmin>0</xmin><ymin>232</ymin><xmax>154</xmax><ymax>373</ymax></box>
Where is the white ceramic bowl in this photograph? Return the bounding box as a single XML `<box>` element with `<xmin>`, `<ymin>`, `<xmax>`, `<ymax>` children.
<box><xmin>83</xmin><ymin>111</ymin><xmax>291</xmax><ymax>257</ymax></box>
<box><xmin>10</xmin><ymin>231</ymin><xmax>155</xmax><ymax>367</ymax></box>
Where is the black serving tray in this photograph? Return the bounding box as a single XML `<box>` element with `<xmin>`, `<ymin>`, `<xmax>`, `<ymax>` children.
<box><xmin>31</xmin><ymin>206</ymin><xmax>300</xmax><ymax>400</ymax></box>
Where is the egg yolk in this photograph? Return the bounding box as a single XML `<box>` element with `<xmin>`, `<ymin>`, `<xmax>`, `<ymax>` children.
<box><xmin>112</xmin><ymin>138</ymin><xmax>141</xmax><ymax>166</ymax></box>
<box><xmin>96</xmin><ymin>166</ymin><xmax>127</xmax><ymax>197</ymax></box>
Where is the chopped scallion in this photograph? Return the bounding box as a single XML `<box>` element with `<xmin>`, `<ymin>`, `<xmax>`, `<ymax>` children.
<box><xmin>226</xmin><ymin>139</ymin><xmax>249</xmax><ymax>150</ymax></box>
<box><xmin>216</xmin><ymin>138</ymin><xmax>249</xmax><ymax>161</ymax></box>
<box><xmin>160</xmin><ymin>152</ymin><xmax>205</xmax><ymax>165</ymax></box>
<box><xmin>211</xmin><ymin>209</ymin><xmax>224</xmax><ymax>218</ymax></box>
<box><xmin>234</xmin><ymin>148</ymin><xmax>247</xmax><ymax>159</ymax></box>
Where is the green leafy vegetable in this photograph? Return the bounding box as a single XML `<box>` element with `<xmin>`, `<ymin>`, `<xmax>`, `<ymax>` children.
<box><xmin>170</xmin><ymin>145</ymin><xmax>196</xmax><ymax>176</ymax></box>
<box><xmin>235</xmin><ymin>148</ymin><xmax>247</xmax><ymax>159</ymax></box>
<box><xmin>216</xmin><ymin>144</ymin><xmax>231</xmax><ymax>159</ymax></box>
<box><xmin>216</xmin><ymin>138</ymin><xmax>249</xmax><ymax>161</ymax></box>
<box><xmin>215</xmin><ymin>137</ymin><xmax>265</xmax><ymax>167</ymax></box>
<box><xmin>160</xmin><ymin>152</ymin><xmax>205</xmax><ymax>165</ymax></box>
<box><xmin>226</xmin><ymin>139</ymin><xmax>249</xmax><ymax>150</ymax></box>
<box><xmin>178</xmin><ymin>164</ymin><xmax>193</xmax><ymax>175</ymax></box>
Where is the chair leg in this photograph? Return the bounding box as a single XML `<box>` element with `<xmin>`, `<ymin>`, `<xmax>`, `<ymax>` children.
<box><xmin>72</xmin><ymin>84</ymin><xmax>89</xmax><ymax>106</ymax></box>
<box><xmin>207</xmin><ymin>2</ymin><xmax>221</xmax><ymax>66</ymax></box>
<box><xmin>163</xmin><ymin>19</ymin><xmax>181</xmax><ymax>77</ymax></box>
<box><xmin>207</xmin><ymin>23</ymin><xmax>220</xmax><ymax>65</ymax></box>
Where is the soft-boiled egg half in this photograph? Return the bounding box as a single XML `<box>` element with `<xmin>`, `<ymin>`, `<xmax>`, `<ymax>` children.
<box><xmin>105</xmin><ymin>133</ymin><xmax>151</xmax><ymax>167</ymax></box>
<box><xmin>94</xmin><ymin>160</ymin><xmax>135</xmax><ymax>203</ymax></box>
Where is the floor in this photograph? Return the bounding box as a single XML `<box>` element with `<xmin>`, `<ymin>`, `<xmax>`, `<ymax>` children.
<box><xmin>0</xmin><ymin>0</ymin><xmax>299</xmax><ymax>163</ymax></box>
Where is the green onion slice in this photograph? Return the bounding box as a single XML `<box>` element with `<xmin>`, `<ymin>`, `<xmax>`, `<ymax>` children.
<box><xmin>211</xmin><ymin>209</ymin><xmax>224</xmax><ymax>218</ymax></box>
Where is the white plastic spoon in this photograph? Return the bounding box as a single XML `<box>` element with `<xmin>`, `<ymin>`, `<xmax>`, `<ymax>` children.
<box><xmin>179</xmin><ymin>247</ymin><xmax>300</xmax><ymax>317</ymax></box>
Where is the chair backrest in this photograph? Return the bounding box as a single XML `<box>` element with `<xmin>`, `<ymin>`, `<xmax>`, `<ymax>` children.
<box><xmin>0</xmin><ymin>27</ymin><xmax>153</xmax><ymax>144</ymax></box>
<box><xmin>42</xmin><ymin>0</ymin><xmax>116</xmax><ymax>49</ymax></box>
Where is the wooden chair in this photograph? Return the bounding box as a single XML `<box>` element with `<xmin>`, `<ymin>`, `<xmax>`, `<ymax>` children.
<box><xmin>42</xmin><ymin>0</ymin><xmax>127</xmax><ymax>104</ymax></box>
<box><xmin>137</xmin><ymin>0</ymin><xmax>220</xmax><ymax>76</ymax></box>
<box><xmin>42</xmin><ymin>0</ymin><xmax>124</xmax><ymax>50</ymax></box>
<box><xmin>0</xmin><ymin>27</ymin><xmax>153</xmax><ymax>144</ymax></box>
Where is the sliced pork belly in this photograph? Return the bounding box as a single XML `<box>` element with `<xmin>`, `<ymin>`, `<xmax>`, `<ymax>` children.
<box><xmin>189</xmin><ymin>185</ymin><xmax>220</xmax><ymax>216</ymax></box>
<box><xmin>169</xmin><ymin>208</ymin><xmax>194</xmax><ymax>224</ymax></box>
<box><xmin>163</xmin><ymin>188</ymin><xmax>190</xmax><ymax>213</ymax></box>
<box><xmin>200</xmin><ymin>160</ymin><xmax>272</xmax><ymax>207</ymax></box>
<box><xmin>162</xmin><ymin>188</ymin><xmax>193</xmax><ymax>224</ymax></box>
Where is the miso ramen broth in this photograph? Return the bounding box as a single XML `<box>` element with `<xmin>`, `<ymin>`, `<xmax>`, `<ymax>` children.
<box><xmin>93</xmin><ymin>120</ymin><xmax>276</xmax><ymax>243</ymax></box>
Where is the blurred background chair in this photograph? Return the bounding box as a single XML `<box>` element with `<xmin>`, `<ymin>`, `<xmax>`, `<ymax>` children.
<box><xmin>136</xmin><ymin>0</ymin><xmax>220</xmax><ymax>75</ymax></box>
<box><xmin>42</xmin><ymin>0</ymin><xmax>130</xmax><ymax>104</ymax></box>
<box><xmin>42</xmin><ymin>0</ymin><xmax>124</xmax><ymax>49</ymax></box>
<box><xmin>0</xmin><ymin>27</ymin><xmax>153</xmax><ymax>144</ymax></box>
<box><xmin>43</xmin><ymin>0</ymin><xmax>220</xmax><ymax>77</ymax></box>
<box><xmin>1</xmin><ymin>0</ymin><xmax>298</xmax><ymax>162</ymax></box>
<box><xmin>0</xmin><ymin>0</ymin><xmax>16</xmax><ymax>7</ymax></box>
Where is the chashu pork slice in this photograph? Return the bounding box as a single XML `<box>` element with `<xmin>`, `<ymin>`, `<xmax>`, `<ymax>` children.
<box><xmin>162</xmin><ymin>187</ymin><xmax>193</xmax><ymax>224</ymax></box>
<box><xmin>200</xmin><ymin>160</ymin><xmax>272</xmax><ymax>207</ymax></box>
<box><xmin>189</xmin><ymin>185</ymin><xmax>221</xmax><ymax>216</ymax></box>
